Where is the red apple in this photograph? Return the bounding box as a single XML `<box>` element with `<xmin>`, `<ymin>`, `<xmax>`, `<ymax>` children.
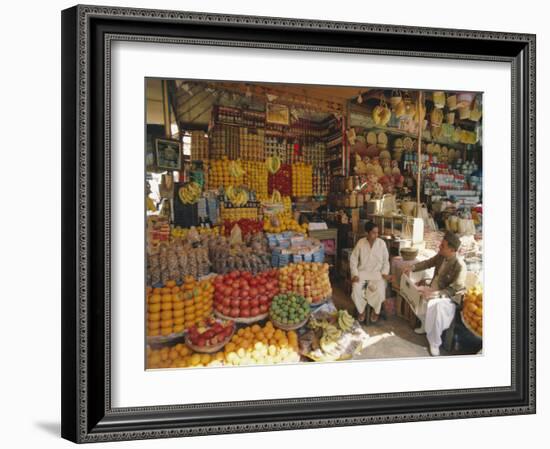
<box><xmin>240</xmin><ymin>299</ymin><xmax>250</xmax><ymax>309</ymax></box>
<box><xmin>230</xmin><ymin>299</ymin><xmax>240</xmax><ymax>308</ymax></box>
<box><xmin>250</xmin><ymin>298</ymin><xmax>259</xmax><ymax>308</ymax></box>
<box><xmin>222</xmin><ymin>306</ymin><xmax>231</xmax><ymax>316</ymax></box>
<box><xmin>250</xmin><ymin>306</ymin><xmax>260</xmax><ymax>316</ymax></box>
<box><xmin>259</xmin><ymin>304</ymin><xmax>268</xmax><ymax>313</ymax></box>
<box><xmin>230</xmin><ymin>308</ymin><xmax>240</xmax><ymax>318</ymax></box>
<box><xmin>222</xmin><ymin>297</ymin><xmax>231</xmax><ymax>307</ymax></box>
<box><xmin>231</xmin><ymin>289</ymin><xmax>240</xmax><ymax>298</ymax></box>
<box><xmin>258</xmin><ymin>295</ymin><xmax>268</xmax><ymax>305</ymax></box>
<box><xmin>240</xmin><ymin>308</ymin><xmax>250</xmax><ymax>318</ymax></box>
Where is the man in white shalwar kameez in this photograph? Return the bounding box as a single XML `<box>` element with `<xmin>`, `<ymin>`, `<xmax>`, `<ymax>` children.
<box><xmin>350</xmin><ymin>222</ymin><xmax>391</xmax><ymax>322</ymax></box>
<box><xmin>403</xmin><ymin>232</ymin><xmax>466</xmax><ymax>356</ymax></box>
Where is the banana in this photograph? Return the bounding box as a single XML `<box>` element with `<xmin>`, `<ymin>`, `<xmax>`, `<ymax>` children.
<box><xmin>337</xmin><ymin>310</ymin><xmax>354</xmax><ymax>332</ymax></box>
<box><xmin>178</xmin><ymin>181</ymin><xmax>202</xmax><ymax>204</ymax></box>
<box><xmin>266</xmin><ymin>156</ymin><xmax>281</xmax><ymax>174</ymax></box>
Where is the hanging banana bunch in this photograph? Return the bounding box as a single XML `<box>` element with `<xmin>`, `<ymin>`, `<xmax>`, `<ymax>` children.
<box><xmin>265</xmin><ymin>155</ymin><xmax>282</xmax><ymax>174</ymax></box>
<box><xmin>178</xmin><ymin>181</ymin><xmax>202</xmax><ymax>204</ymax></box>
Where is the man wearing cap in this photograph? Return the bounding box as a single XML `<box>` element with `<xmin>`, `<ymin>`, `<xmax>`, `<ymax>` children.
<box><xmin>403</xmin><ymin>232</ymin><xmax>466</xmax><ymax>356</ymax></box>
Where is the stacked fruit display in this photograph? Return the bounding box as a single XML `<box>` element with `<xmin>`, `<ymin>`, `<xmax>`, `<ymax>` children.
<box><xmin>270</xmin><ymin>293</ymin><xmax>310</xmax><ymax>327</ymax></box>
<box><xmin>210</xmin><ymin>157</ymin><xmax>245</xmax><ymax>189</ymax></box>
<box><xmin>239</xmin><ymin>128</ymin><xmax>265</xmax><ymax>161</ymax></box>
<box><xmin>190</xmin><ymin>130</ymin><xmax>209</xmax><ymax>161</ymax></box>
<box><xmin>223</xmin><ymin>322</ymin><xmax>301</xmax><ymax>366</ymax></box>
<box><xmin>219</xmin><ymin>205</ymin><xmax>258</xmax><ymax>221</ymax></box>
<box><xmin>278</xmin><ymin>262</ymin><xmax>332</xmax><ymax>304</ymax></box>
<box><xmin>263</xmin><ymin>211</ymin><xmax>307</xmax><ymax>234</ymax></box>
<box><xmin>186</xmin><ymin>317</ymin><xmax>235</xmax><ymax>351</ymax></box>
<box><xmin>225</xmin><ymin>185</ymin><xmax>249</xmax><ymax>207</ymax></box>
<box><xmin>291</xmin><ymin>162</ymin><xmax>313</xmax><ymax>197</ymax></box>
<box><xmin>146</xmin><ymin>278</ymin><xmax>214</xmax><ymax>338</ymax></box>
<box><xmin>212</xmin><ymin>270</ymin><xmax>279</xmax><ymax>319</ymax></box>
<box><xmin>268</xmin><ymin>163</ymin><xmax>292</xmax><ymax>196</ymax></box>
<box><xmin>146</xmin><ymin>343</ymin><xmax>225</xmax><ymax>369</ymax></box>
<box><xmin>222</xmin><ymin>219</ymin><xmax>263</xmax><ymax>237</ymax></box>
<box><xmin>243</xmin><ymin>161</ymin><xmax>268</xmax><ymax>197</ymax></box>
<box><xmin>462</xmin><ymin>285</ymin><xmax>483</xmax><ymax>337</ymax></box>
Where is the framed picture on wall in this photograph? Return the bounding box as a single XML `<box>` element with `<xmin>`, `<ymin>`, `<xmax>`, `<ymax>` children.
<box><xmin>61</xmin><ymin>4</ymin><xmax>535</xmax><ymax>443</ymax></box>
<box><xmin>155</xmin><ymin>138</ymin><xmax>182</xmax><ymax>170</ymax></box>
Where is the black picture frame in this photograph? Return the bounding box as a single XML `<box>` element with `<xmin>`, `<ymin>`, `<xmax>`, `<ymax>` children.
<box><xmin>61</xmin><ymin>4</ymin><xmax>536</xmax><ymax>443</ymax></box>
<box><xmin>155</xmin><ymin>137</ymin><xmax>182</xmax><ymax>170</ymax></box>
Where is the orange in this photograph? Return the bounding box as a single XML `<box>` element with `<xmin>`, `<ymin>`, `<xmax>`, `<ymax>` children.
<box><xmin>173</xmin><ymin>324</ymin><xmax>185</xmax><ymax>334</ymax></box>
<box><xmin>146</xmin><ymin>286</ymin><xmax>153</xmax><ymax>294</ymax></box>
<box><xmin>148</xmin><ymin>328</ymin><xmax>160</xmax><ymax>336</ymax></box>
<box><xmin>237</xmin><ymin>328</ymin><xmax>245</xmax><ymax>337</ymax></box>
<box><xmin>160</xmin><ymin>310</ymin><xmax>173</xmax><ymax>320</ymax></box>
<box><xmin>184</xmin><ymin>299</ymin><xmax>194</xmax><ymax>308</ymax></box>
<box><xmin>189</xmin><ymin>353</ymin><xmax>201</xmax><ymax>366</ymax></box>
<box><xmin>176</xmin><ymin>360</ymin><xmax>187</xmax><ymax>368</ymax></box>
<box><xmin>179</xmin><ymin>345</ymin><xmax>191</xmax><ymax>357</ymax></box>
<box><xmin>153</xmin><ymin>287</ymin><xmax>163</xmax><ymax>295</ymax></box>
<box><xmin>169</xmin><ymin>348</ymin><xmax>179</xmax><ymax>361</ymax></box>
<box><xmin>148</xmin><ymin>303</ymin><xmax>161</xmax><ymax>313</ymax></box>
<box><xmin>173</xmin><ymin>309</ymin><xmax>185</xmax><ymax>319</ymax></box>
<box><xmin>160</xmin><ymin>327</ymin><xmax>173</xmax><ymax>336</ymax></box>
<box><xmin>225</xmin><ymin>342</ymin><xmax>236</xmax><ymax>353</ymax></box>
<box><xmin>200</xmin><ymin>354</ymin><xmax>212</xmax><ymax>365</ymax></box>
<box><xmin>148</xmin><ymin>353</ymin><xmax>161</xmax><ymax>366</ymax></box>
<box><xmin>251</xmin><ymin>324</ymin><xmax>261</xmax><ymax>334</ymax></box>
<box><xmin>214</xmin><ymin>351</ymin><xmax>225</xmax><ymax>361</ymax></box>
<box><xmin>161</xmin><ymin>294</ymin><xmax>173</xmax><ymax>303</ymax></box>
<box><xmin>148</xmin><ymin>321</ymin><xmax>160</xmax><ymax>330</ymax></box>
<box><xmin>161</xmin><ymin>287</ymin><xmax>172</xmax><ymax>295</ymax></box>
<box><xmin>165</xmin><ymin>280</ymin><xmax>176</xmax><ymax>288</ymax></box>
<box><xmin>149</xmin><ymin>294</ymin><xmax>161</xmax><ymax>304</ymax></box>
<box><xmin>173</xmin><ymin>317</ymin><xmax>185</xmax><ymax>326</ymax></box>
<box><xmin>161</xmin><ymin>302</ymin><xmax>173</xmax><ymax>311</ymax></box>
<box><xmin>161</xmin><ymin>319</ymin><xmax>174</xmax><ymax>328</ymax></box>
<box><xmin>172</xmin><ymin>301</ymin><xmax>184</xmax><ymax>311</ymax></box>
<box><xmin>171</xmin><ymin>286</ymin><xmax>181</xmax><ymax>294</ymax></box>
<box><xmin>148</xmin><ymin>312</ymin><xmax>161</xmax><ymax>322</ymax></box>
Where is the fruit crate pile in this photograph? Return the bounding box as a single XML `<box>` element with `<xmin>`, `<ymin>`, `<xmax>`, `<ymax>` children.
<box><xmin>264</xmin><ymin>135</ymin><xmax>288</xmax><ymax>162</ymax></box>
<box><xmin>302</xmin><ymin>142</ymin><xmax>326</xmax><ymax>168</ymax></box>
<box><xmin>190</xmin><ymin>131</ymin><xmax>209</xmax><ymax>161</ymax></box>
<box><xmin>268</xmin><ymin>163</ymin><xmax>292</xmax><ymax>196</ymax></box>
<box><xmin>243</xmin><ymin>161</ymin><xmax>268</xmax><ymax>197</ymax></box>
<box><xmin>291</xmin><ymin>162</ymin><xmax>313</xmax><ymax>197</ymax></box>
<box><xmin>209</xmin><ymin>125</ymin><xmax>240</xmax><ymax>160</ymax></box>
<box><xmin>239</xmin><ymin>128</ymin><xmax>265</xmax><ymax>161</ymax></box>
<box><xmin>146</xmin><ymin>279</ymin><xmax>214</xmax><ymax>339</ymax></box>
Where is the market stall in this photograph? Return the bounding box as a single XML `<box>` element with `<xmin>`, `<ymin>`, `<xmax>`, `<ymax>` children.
<box><xmin>145</xmin><ymin>80</ymin><xmax>484</xmax><ymax>369</ymax></box>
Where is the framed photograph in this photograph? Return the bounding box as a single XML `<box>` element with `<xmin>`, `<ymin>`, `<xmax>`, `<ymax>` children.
<box><xmin>61</xmin><ymin>4</ymin><xmax>535</xmax><ymax>443</ymax></box>
<box><xmin>155</xmin><ymin>138</ymin><xmax>182</xmax><ymax>170</ymax></box>
<box><xmin>266</xmin><ymin>103</ymin><xmax>290</xmax><ymax>125</ymax></box>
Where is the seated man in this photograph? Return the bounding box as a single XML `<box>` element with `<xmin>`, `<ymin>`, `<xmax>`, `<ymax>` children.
<box><xmin>403</xmin><ymin>231</ymin><xmax>466</xmax><ymax>356</ymax></box>
<box><xmin>350</xmin><ymin>221</ymin><xmax>392</xmax><ymax>323</ymax></box>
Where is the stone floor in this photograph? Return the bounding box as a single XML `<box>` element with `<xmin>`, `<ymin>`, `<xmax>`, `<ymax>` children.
<box><xmin>330</xmin><ymin>282</ymin><xmax>450</xmax><ymax>358</ymax></box>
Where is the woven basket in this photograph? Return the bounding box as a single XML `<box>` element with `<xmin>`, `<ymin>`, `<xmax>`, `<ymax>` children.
<box><xmin>184</xmin><ymin>328</ymin><xmax>234</xmax><ymax>354</ymax></box>
<box><xmin>214</xmin><ymin>309</ymin><xmax>269</xmax><ymax>324</ymax></box>
<box><xmin>270</xmin><ymin>313</ymin><xmax>310</xmax><ymax>331</ymax></box>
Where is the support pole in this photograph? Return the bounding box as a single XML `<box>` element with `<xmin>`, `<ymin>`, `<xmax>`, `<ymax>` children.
<box><xmin>416</xmin><ymin>91</ymin><xmax>423</xmax><ymax>217</ymax></box>
<box><xmin>162</xmin><ymin>80</ymin><xmax>171</xmax><ymax>138</ymax></box>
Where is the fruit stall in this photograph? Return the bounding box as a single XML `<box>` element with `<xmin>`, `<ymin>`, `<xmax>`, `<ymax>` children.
<box><xmin>144</xmin><ymin>80</ymin><xmax>484</xmax><ymax>369</ymax></box>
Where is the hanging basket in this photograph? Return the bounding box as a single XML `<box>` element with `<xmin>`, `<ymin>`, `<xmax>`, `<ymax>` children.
<box><xmin>390</xmin><ymin>89</ymin><xmax>402</xmax><ymax>108</ymax></box>
<box><xmin>433</xmin><ymin>91</ymin><xmax>446</xmax><ymax>109</ymax></box>
<box><xmin>447</xmin><ymin>94</ymin><xmax>458</xmax><ymax>110</ymax></box>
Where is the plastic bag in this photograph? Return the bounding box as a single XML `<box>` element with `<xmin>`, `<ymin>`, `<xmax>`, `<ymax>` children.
<box><xmin>229</xmin><ymin>224</ymin><xmax>243</xmax><ymax>245</ymax></box>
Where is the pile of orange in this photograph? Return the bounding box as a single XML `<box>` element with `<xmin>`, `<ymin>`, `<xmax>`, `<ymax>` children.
<box><xmin>223</xmin><ymin>321</ymin><xmax>300</xmax><ymax>366</ymax></box>
<box><xmin>146</xmin><ymin>343</ymin><xmax>225</xmax><ymax>369</ymax></box>
<box><xmin>462</xmin><ymin>285</ymin><xmax>483</xmax><ymax>337</ymax></box>
<box><xmin>146</xmin><ymin>277</ymin><xmax>215</xmax><ymax>337</ymax></box>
